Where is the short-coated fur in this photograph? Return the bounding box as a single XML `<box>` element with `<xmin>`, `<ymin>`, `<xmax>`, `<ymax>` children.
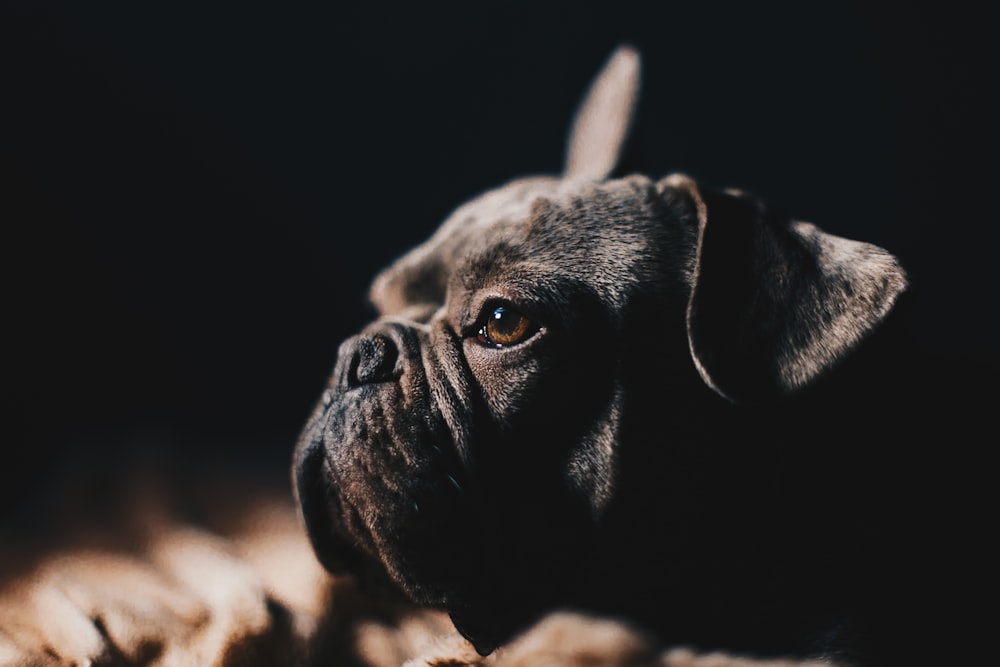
<box><xmin>293</xmin><ymin>46</ymin><xmax>981</xmax><ymax>666</ymax></box>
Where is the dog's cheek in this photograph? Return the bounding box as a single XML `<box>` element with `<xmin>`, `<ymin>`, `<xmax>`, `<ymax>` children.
<box><xmin>463</xmin><ymin>345</ymin><xmax>546</xmax><ymax>427</ymax></box>
<box><xmin>564</xmin><ymin>386</ymin><xmax>622</xmax><ymax>518</ymax></box>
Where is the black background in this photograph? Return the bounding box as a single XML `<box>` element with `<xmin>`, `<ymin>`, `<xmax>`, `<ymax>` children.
<box><xmin>2</xmin><ymin>2</ymin><xmax>997</xmax><ymax>530</ymax></box>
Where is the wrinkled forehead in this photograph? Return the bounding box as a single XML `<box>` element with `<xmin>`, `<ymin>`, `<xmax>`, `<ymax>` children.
<box><xmin>369</xmin><ymin>174</ymin><xmax>681</xmax><ymax>318</ymax></box>
<box><xmin>368</xmin><ymin>177</ymin><xmax>560</xmax><ymax>317</ymax></box>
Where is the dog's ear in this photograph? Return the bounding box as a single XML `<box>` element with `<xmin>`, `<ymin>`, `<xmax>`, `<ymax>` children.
<box><xmin>675</xmin><ymin>180</ymin><xmax>908</xmax><ymax>403</ymax></box>
<box><xmin>563</xmin><ymin>45</ymin><xmax>641</xmax><ymax>181</ymax></box>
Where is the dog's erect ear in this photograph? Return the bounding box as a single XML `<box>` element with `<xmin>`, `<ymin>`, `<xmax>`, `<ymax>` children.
<box><xmin>680</xmin><ymin>183</ymin><xmax>908</xmax><ymax>403</ymax></box>
<box><xmin>564</xmin><ymin>45</ymin><xmax>641</xmax><ymax>181</ymax></box>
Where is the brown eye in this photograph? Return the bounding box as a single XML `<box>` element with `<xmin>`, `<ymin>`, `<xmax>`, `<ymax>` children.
<box><xmin>477</xmin><ymin>306</ymin><xmax>537</xmax><ymax>347</ymax></box>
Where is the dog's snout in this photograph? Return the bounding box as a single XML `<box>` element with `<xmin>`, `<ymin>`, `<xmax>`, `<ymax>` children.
<box><xmin>345</xmin><ymin>332</ymin><xmax>400</xmax><ymax>386</ymax></box>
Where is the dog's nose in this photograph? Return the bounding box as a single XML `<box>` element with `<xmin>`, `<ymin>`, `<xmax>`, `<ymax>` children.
<box><xmin>345</xmin><ymin>332</ymin><xmax>400</xmax><ymax>386</ymax></box>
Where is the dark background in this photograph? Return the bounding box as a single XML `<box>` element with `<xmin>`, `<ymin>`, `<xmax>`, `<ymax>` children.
<box><xmin>2</xmin><ymin>2</ymin><xmax>996</xmax><ymax>532</ymax></box>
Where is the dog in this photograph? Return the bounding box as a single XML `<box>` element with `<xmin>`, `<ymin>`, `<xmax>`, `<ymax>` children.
<box><xmin>293</xmin><ymin>46</ymin><xmax>986</xmax><ymax>666</ymax></box>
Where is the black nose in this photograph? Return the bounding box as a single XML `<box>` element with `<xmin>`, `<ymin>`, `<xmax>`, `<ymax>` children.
<box><xmin>345</xmin><ymin>332</ymin><xmax>400</xmax><ymax>386</ymax></box>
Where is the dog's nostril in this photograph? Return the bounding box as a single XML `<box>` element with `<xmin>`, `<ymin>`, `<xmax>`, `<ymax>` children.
<box><xmin>350</xmin><ymin>333</ymin><xmax>400</xmax><ymax>386</ymax></box>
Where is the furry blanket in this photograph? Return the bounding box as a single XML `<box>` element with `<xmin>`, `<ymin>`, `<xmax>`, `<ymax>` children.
<box><xmin>1</xmin><ymin>489</ymin><xmax>830</xmax><ymax>667</ymax></box>
<box><xmin>0</xmin><ymin>449</ymin><xmax>830</xmax><ymax>667</ymax></box>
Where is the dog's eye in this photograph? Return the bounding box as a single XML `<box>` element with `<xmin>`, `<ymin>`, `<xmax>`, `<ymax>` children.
<box><xmin>477</xmin><ymin>306</ymin><xmax>538</xmax><ymax>348</ymax></box>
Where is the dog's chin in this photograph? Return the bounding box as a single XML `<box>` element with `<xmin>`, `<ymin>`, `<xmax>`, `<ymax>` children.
<box><xmin>296</xmin><ymin>402</ymin><xmax>485</xmax><ymax>599</ymax></box>
<box><xmin>297</xmin><ymin>431</ymin><xmax>559</xmax><ymax>656</ymax></box>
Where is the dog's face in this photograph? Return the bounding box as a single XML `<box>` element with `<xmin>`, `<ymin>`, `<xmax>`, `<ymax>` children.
<box><xmin>293</xmin><ymin>47</ymin><xmax>907</xmax><ymax>656</ymax></box>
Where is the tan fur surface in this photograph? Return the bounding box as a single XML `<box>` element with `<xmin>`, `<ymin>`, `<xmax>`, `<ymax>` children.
<box><xmin>1</xmin><ymin>500</ymin><xmax>834</xmax><ymax>667</ymax></box>
<box><xmin>0</xmin><ymin>498</ymin><xmax>325</xmax><ymax>666</ymax></box>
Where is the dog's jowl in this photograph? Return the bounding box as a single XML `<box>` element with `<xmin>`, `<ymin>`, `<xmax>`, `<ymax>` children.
<box><xmin>293</xmin><ymin>46</ymin><xmax>963</xmax><ymax>666</ymax></box>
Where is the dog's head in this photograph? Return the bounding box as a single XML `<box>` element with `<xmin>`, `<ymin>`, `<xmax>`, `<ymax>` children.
<box><xmin>293</xmin><ymin>46</ymin><xmax>906</xmax><ymax>655</ymax></box>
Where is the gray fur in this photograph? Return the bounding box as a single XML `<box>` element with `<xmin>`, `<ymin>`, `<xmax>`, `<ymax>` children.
<box><xmin>293</xmin><ymin>45</ymin><xmax>908</xmax><ymax>662</ymax></box>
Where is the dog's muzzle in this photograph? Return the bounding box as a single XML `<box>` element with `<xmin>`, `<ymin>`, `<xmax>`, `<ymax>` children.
<box><xmin>293</xmin><ymin>321</ymin><xmax>483</xmax><ymax>606</ymax></box>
